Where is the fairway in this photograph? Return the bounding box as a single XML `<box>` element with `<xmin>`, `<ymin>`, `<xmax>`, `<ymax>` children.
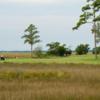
<box><xmin>3</xmin><ymin>54</ymin><xmax>100</xmax><ymax>65</ymax></box>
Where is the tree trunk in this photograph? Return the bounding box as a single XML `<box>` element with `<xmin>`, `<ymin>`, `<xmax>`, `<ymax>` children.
<box><xmin>94</xmin><ymin>29</ymin><xmax>98</xmax><ymax>59</ymax></box>
<box><xmin>93</xmin><ymin>8</ymin><xmax>98</xmax><ymax>59</ymax></box>
<box><xmin>31</xmin><ymin>45</ymin><xmax>33</xmax><ymax>58</ymax></box>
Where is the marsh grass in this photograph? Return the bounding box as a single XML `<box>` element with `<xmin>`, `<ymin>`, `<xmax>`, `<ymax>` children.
<box><xmin>0</xmin><ymin>80</ymin><xmax>100</xmax><ymax>100</ymax></box>
<box><xmin>0</xmin><ymin>63</ymin><xmax>100</xmax><ymax>100</ymax></box>
<box><xmin>0</xmin><ymin>71</ymin><xmax>70</xmax><ymax>80</ymax></box>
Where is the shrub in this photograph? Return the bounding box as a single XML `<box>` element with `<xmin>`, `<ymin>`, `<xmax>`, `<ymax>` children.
<box><xmin>92</xmin><ymin>47</ymin><xmax>100</xmax><ymax>54</ymax></box>
<box><xmin>47</xmin><ymin>42</ymin><xmax>71</xmax><ymax>56</ymax></box>
<box><xmin>75</xmin><ymin>44</ymin><xmax>89</xmax><ymax>55</ymax></box>
<box><xmin>57</xmin><ymin>46</ymin><xmax>66</xmax><ymax>56</ymax></box>
<box><xmin>33</xmin><ymin>46</ymin><xmax>43</xmax><ymax>58</ymax></box>
<box><xmin>65</xmin><ymin>49</ymin><xmax>72</xmax><ymax>56</ymax></box>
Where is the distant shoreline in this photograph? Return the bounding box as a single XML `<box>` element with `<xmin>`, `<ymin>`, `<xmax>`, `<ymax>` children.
<box><xmin>0</xmin><ymin>51</ymin><xmax>31</xmax><ymax>53</ymax></box>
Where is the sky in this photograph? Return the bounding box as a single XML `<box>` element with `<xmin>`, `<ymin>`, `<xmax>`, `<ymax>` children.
<box><xmin>0</xmin><ymin>0</ymin><xmax>95</xmax><ymax>51</ymax></box>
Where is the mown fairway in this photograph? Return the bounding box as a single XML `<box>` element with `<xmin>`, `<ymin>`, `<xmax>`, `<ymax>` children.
<box><xmin>0</xmin><ymin>63</ymin><xmax>100</xmax><ymax>100</ymax></box>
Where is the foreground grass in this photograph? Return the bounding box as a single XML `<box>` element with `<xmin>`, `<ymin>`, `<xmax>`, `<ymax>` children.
<box><xmin>4</xmin><ymin>54</ymin><xmax>100</xmax><ymax>64</ymax></box>
<box><xmin>0</xmin><ymin>63</ymin><xmax>100</xmax><ymax>100</ymax></box>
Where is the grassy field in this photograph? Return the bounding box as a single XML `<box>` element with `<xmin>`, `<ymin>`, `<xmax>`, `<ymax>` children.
<box><xmin>0</xmin><ymin>63</ymin><xmax>100</xmax><ymax>100</ymax></box>
<box><xmin>0</xmin><ymin>52</ymin><xmax>100</xmax><ymax>64</ymax></box>
<box><xmin>0</xmin><ymin>53</ymin><xmax>100</xmax><ymax>100</ymax></box>
<box><xmin>2</xmin><ymin>54</ymin><xmax>100</xmax><ymax>64</ymax></box>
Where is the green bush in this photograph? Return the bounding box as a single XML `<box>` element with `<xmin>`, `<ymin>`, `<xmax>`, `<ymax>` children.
<box><xmin>92</xmin><ymin>47</ymin><xmax>100</xmax><ymax>54</ymax></box>
<box><xmin>47</xmin><ymin>42</ymin><xmax>71</xmax><ymax>56</ymax></box>
<box><xmin>57</xmin><ymin>46</ymin><xmax>66</xmax><ymax>56</ymax></box>
<box><xmin>65</xmin><ymin>49</ymin><xmax>72</xmax><ymax>56</ymax></box>
<box><xmin>75</xmin><ymin>44</ymin><xmax>89</xmax><ymax>55</ymax></box>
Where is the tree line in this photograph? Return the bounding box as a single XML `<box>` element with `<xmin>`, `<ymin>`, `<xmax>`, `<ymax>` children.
<box><xmin>21</xmin><ymin>23</ymin><xmax>100</xmax><ymax>57</ymax></box>
<box><xmin>22</xmin><ymin>0</ymin><xmax>100</xmax><ymax>58</ymax></box>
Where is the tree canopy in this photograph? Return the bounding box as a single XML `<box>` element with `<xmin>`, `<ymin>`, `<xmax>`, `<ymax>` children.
<box><xmin>22</xmin><ymin>24</ymin><xmax>41</xmax><ymax>57</ymax></box>
<box><xmin>73</xmin><ymin>0</ymin><xmax>100</xmax><ymax>59</ymax></box>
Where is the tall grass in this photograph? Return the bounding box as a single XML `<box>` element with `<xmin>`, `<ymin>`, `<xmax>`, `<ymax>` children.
<box><xmin>0</xmin><ymin>63</ymin><xmax>100</xmax><ymax>100</ymax></box>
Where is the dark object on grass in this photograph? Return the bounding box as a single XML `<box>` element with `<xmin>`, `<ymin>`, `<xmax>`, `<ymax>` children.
<box><xmin>0</xmin><ymin>55</ymin><xmax>5</xmax><ymax>61</ymax></box>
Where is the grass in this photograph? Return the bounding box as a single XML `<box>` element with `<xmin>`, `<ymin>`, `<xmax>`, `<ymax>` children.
<box><xmin>2</xmin><ymin>54</ymin><xmax>100</xmax><ymax>64</ymax></box>
<box><xmin>0</xmin><ymin>63</ymin><xmax>100</xmax><ymax>100</ymax></box>
<box><xmin>0</xmin><ymin>52</ymin><xmax>31</xmax><ymax>58</ymax></box>
<box><xmin>0</xmin><ymin>53</ymin><xmax>100</xmax><ymax>99</ymax></box>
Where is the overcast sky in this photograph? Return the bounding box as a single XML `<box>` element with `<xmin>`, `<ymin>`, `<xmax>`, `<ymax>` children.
<box><xmin>0</xmin><ymin>0</ymin><xmax>94</xmax><ymax>51</ymax></box>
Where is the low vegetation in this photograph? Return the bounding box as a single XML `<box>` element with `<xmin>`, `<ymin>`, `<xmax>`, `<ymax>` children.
<box><xmin>75</xmin><ymin>44</ymin><xmax>89</xmax><ymax>55</ymax></box>
<box><xmin>92</xmin><ymin>46</ymin><xmax>100</xmax><ymax>54</ymax></box>
<box><xmin>0</xmin><ymin>63</ymin><xmax>100</xmax><ymax>100</ymax></box>
<box><xmin>47</xmin><ymin>42</ymin><xmax>72</xmax><ymax>56</ymax></box>
<box><xmin>0</xmin><ymin>53</ymin><xmax>99</xmax><ymax>64</ymax></box>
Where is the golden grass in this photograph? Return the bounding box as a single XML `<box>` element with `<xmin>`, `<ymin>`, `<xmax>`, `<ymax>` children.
<box><xmin>0</xmin><ymin>52</ymin><xmax>31</xmax><ymax>58</ymax></box>
<box><xmin>0</xmin><ymin>63</ymin><xmax>100</xmax><ymax>100</ymax></box>
<box><xmin>0</xmin><ymin>80</ymin><xmax>100</xmax><ymax>100</ymax></box>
